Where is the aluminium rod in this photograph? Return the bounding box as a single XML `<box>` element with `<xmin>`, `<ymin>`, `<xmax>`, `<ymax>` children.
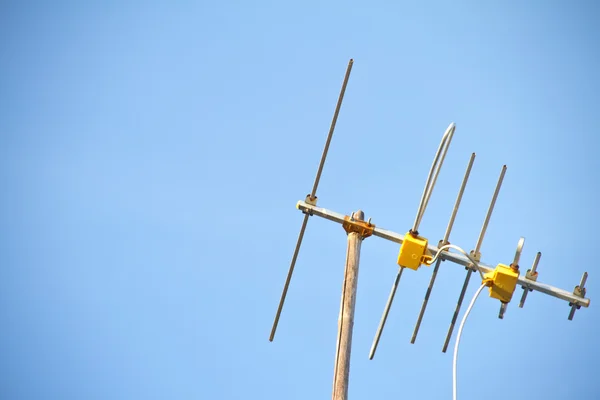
<box><xmin>269</xmin><ymin>214</ymin><xmax>310</xmax><ymax>341</ymax></box>
<box><xmin>310</xmin><ymin>59</ymin><xmax>354</xmax><ymax>199</ymax></box>
<box><xmin>512</xmin><ymin>237</ymin><xmax>525</xmax><ymax>267</ymax></box>
<box><xmin>475</xmin><ymin>165</ymin><xmax>506</xmax><ymax>254</ymax></box>
<box><xmin>568</xmin><ymin>272</ymin><xmax>588</xmax><ymax>320</ymax></box>
<box><xmin>411</xmin><ymin>153</ymin><xmax>476</xmax><ymax>344</ymax></box>
<box><xmin>295</xmin><ymin>201</ymin><xmax>590</xmax><ymax>308</ymax></box>
<box><xmin>442</xmin><ymin>271</ymin><xmax>473</xmax><ymax>353</ymax></box>
<box><xmin>369</xmin><ymin>267</ymin><xmax>404</xmax><ymax>359</ymax></box>
<box><xmin>442</xmin><ymin>165</ymin><xmax>507</xmax><ymax>352</ymax></box>
<box><xmin>519</xmin><ymin>252</ymin><xmax>542</xmax><ymax>308</ymax></box>
<box><xmin>412</xmin><ymin>123</ymin><xmax>456</xmax><ymax>233</ymax></box>
<box><xmin>269</xmin><ymin>59</ymin><xmax>354</xmax><ymax>342</ymax></box>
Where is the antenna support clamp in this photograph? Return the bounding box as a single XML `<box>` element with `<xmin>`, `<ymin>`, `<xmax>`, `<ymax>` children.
<box><xmin>342</xmin><ymin>215</ymin><xmax>374</xmax><ymax>239</ymax></box>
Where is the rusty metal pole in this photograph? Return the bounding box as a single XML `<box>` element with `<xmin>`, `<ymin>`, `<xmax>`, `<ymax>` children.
<box><xmin>332</xmin><ymin>210</ymin><xmax>365</xmax><ymax>400</ymax></box>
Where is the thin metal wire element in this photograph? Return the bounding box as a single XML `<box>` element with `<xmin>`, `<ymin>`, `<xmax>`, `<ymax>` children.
<box><xmin>269</xmin><ymin>214</ymin><xmax>309</xmax><ymax>341</ymax></box>
<box><xmin>474</xmin><ymin>165</ymin><xmax>506</xmax><ymax>254</ymax></box>
<box><xmin>270</xmin><ymin>59</ymin><xmax>354</xmax><ymax>342</ymax></box>
<box><xmin>310</xmin><ymin>59</ymin><xmax>354</xmax><ymax>199</ymax></box>
<box><xmin>453</xmin><ymin>283</ymin><xmax>487</xmax><ymax>400</ymax></box>
<box><xmin>411</xmin><ymin>153</ymin><xmax>475</xmax><ymax>344</ymax></box>
<box><xmin>512</xmin><ymin>237</ymin><xmax>525</xmax><ymax>267</ymax></box>
<box><xmin>519</xmin><ymin>252</ymin><xmax>541</xmax><ymax>308</ymax></box>
<box><xmin>443</xmin><ymin>271</ymin><xmax>473</xmax><ymax>353</ymax></box>
<box><xmin>569</xmin><ymin>272</ymin><xmax>588</xmax><ymax>320</ymax></box>
<box><xmin>369</xmin><ymin>267</ymin><xmax>404</xmax><ymax>359</ymax></box>
<box><xmin>442</xmin><ymin>165</ymin><xmax>507</xmax><ymax>352</ymax></box>
<box><xmin>444</xmin><ymin>153</ymin><xmax>476</xmax><ymax>244</ymax></box>
<box><xmin>412</xmin><ymin>122</ymin><xmax>456</xmax><ymax>233</ymax></box>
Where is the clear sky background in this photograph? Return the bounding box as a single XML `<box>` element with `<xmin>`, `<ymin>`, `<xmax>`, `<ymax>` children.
<box><xmin>1</xmin><ymin>1</ymin><xmax>599</xmax><ymax>399</ymax></box>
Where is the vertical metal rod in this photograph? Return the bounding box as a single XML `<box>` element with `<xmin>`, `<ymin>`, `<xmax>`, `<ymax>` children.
<box><xmin>531</xmin><ymin>252</ymin><xmax>541</xmax><ymax>274</ymax></box>
<box><xmin>568</xmin><ymin>272</ymin><xmax>588</xmax><ymax>321</ymax></box>
<box><xmin>512</xmin><ymin>237</ymin><xmax>525</xmax><ymax>267</ymax></box>
<box><xmin>518</xmin><ymin>285</ymin><xmax>528</xmax><ymax>308</ymax></box>
<box><xmin>580</xmin><ymin>271</ymin><xmax>588</xmax><ymax>288</ymax></box>
<box><xmin>474</xmin><ymin>165</ymin><xmax>506</xmax><ymax>255</ymax></box>
<box><xmin>270</xmin><ymin>59</ymin><xmax>354</xmax><ymax>342</ymax></box>
<box><xmin>411</xmin><ymin>153</ymin><xmax>475</xmax><ymax>344</ymax></box>
<box><xmin>442</xmin><ymin>270</ymin><xmax>473</xmax><ymax>353</ymax></box>
<box><xmin>442</xmin><ymin>165</ymin><xmax>507</xmax><ymax>352</ymax></box>
<box><xmin>443</xmin><ymin>153</ymin><xmax>476</xmax><ymax>243</ymax></box>
<box><xmin>567</xmin><ymin>304</ymin><xmax>577</xmax><ymax>321</ymax></box>
<box><xmin>519</xmin><ymin>252</ymin><xmax>541</xmax><ymax>308</ymax></box>
<box><xmin>333</xmin><ymin>210</ymin><xmax>363</xmax><ymax>400</ymax></box>
<box><xmin>499</xmin><ymin>302</ymin><xmax>508</xmax><ymax>319</ymax></box>
<box><xmin>311</xmin><ymin>59</ymin><xmax>354</xmax><ymax>199</ymax></box>
<box><xmin>369</xmin><ymin>267</ymin><xmax>404</xmax><ymax>359</ymax></box>
<box><xmin>270</xmin><ymin>214</ymin><xmax>309</xmax><ymax>341</ymax></box>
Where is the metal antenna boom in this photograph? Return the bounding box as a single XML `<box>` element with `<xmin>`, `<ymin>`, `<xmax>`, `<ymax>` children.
<box><xmin>269</xmin><ymin>59</ymin><xmax>354</xmax><ymax>342</ymax></box>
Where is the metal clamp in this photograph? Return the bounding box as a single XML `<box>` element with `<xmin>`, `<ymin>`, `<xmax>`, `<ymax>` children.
<box><xmin>468</xmin><ymin>250</ymin><xmax>481</xmax><ymax>270</ymax></box>
<box><xmin>305</xmin><ymin>194</ymin><xmax>318</xmax><ymax>206</ymax></box>
<box><xmin>342</xmin><ymin>214</ymin><xmax>374</xmax><ymax>238</ymax></box>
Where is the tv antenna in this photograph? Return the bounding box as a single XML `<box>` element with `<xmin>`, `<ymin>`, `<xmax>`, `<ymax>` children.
<box><xmin>268</xmin><ymin>59</ymin><xmax>590</xmax><ymax>400</ymax></box>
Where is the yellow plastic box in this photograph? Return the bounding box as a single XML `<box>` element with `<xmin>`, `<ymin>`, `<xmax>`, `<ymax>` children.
<box><xmin>485</xmin><ymin>264</ymin><xmax>519</xmax><ymax>303</ymax></box>
<box><xmin>397</xmin><ymin>232</ymin><xmax>432</xmax><ymax>271</ymax></box>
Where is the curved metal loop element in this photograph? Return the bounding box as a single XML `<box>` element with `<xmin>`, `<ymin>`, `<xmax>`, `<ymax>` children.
<box><xmin>512</xmin><ymin>237</ymin><xmax>525</xmax><ymax>268</ymax></box>
<box><xmin>412</xmin><ymin>122</ymin><xmax>456</xmax><ymax>233</ymax></box>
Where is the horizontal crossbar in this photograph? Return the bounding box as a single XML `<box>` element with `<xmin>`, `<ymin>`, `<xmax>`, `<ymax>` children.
<box><xmin>297</xmin><ymin>200</ymin><xmax>590</xmax><ymax>308</ymax></box>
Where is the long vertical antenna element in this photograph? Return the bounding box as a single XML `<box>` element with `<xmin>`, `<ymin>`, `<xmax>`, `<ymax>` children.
<box><xmin>368</xmin><ymin>268</ymin><xmax>404</xmax><ymax>359</ymax></box>
<box><xmin>311</xmin><ymin>59</ymin><xmax>354</xmax><ymax>199</ymax></box>
<box><xmin>270</xmin><ymin>59</ymin><xmax>354</xmax><ymax>342</ymax></box>
<box><xmin>442</xmin><ymin>165</ymin><xmax>506</xmax><ymax>352</ymax></box>
<box><xmin>411</xmin><ymin>153</ymin><xmax>476</xmax><ymax>344</ymax></box>
<box><xmin>369</xmin><ymin>123</ymin><xmax>456</xmax><ymax>359</ymax></box>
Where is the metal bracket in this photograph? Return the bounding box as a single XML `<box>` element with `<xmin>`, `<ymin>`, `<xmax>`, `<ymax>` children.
<box><xmin>305</xmin><ymin>194</ymin><xmax>318</xmax><ymax>206</ymax></box>
<box><xmin>468</xmin><ymin>250</ymin><xmax>481</xmax><ymax>271</ymax></box>
<box><xmin>301</xmin><ymin>194</ymin><xmax>317</xmax><ymax>215</ymax></box>
<box><xmin>342</xmin><ymin>214</ymin><xmax>374</xmax><ymax>239</ymax></box>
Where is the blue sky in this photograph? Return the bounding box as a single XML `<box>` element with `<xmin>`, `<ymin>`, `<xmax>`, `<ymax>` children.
<box><xmin>1</xmin><ymin>1</ymin><xmax>599</xmax><ymax>399</ymax></box>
